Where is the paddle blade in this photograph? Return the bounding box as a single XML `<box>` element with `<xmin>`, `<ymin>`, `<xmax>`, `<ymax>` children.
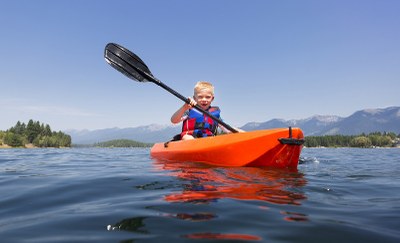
<box><xmin>104</xmin><ymin>43</ymin><xmax>153</xmax><ymax>82</ymax></box>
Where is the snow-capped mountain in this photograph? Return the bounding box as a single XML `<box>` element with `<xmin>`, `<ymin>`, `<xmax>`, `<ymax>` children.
<box><xmin>66</xmin><ymin>106</ymin><xmax>400</xmax><ymax>144</ymax></box>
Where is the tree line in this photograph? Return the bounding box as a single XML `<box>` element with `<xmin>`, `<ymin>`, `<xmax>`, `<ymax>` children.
<box><xmin>304</xmin><ymin>132</ymin><xmax>400</xmax><ymax>148</ymax></box>
<box><xmin>94</xmin><ymin>139</ymin><xmax>153</xmax><ymax>148</ymax></box>
<box><xmin>0</xmin><ymin>120</ymin><xmax>71</xmax><ymax>148</ymax></box>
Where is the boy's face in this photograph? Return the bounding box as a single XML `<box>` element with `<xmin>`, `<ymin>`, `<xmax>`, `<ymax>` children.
<box><xmin>194</xmin><ymin>89</ymin><xmax>214</xmax><ymax>110</ymax></box>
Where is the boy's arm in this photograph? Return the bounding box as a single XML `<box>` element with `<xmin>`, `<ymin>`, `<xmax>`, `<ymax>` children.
<box><xmin>171</xmin><ymin>104</ymin><xmax>189</xmax><ymax>124</ymax></box>
<box><xmin>171</xmin><ymin>97</ymin><xmax>196</xmax><ymax>124</ymax></box>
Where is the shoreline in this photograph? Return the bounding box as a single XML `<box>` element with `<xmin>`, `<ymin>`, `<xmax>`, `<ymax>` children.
<box><xmin>0</xmin><ymin>143</ymin><xmax>70</xmax><ymax>149</ymax></box>
<box><xmin>1</xmin><ymin>144</ymin><xmax>399</xmax><ymax>149</ymax></box>
<box><xmin>0</xmin><ymin>143</ymin><xmax>36</xmax><ymax>149</ymax></box>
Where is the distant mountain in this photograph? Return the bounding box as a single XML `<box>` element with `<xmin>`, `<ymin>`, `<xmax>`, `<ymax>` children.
<box><xmin>66</xmin><ymin>106</ymin><xmax>400</xmax><ymax>144</ymax></box>
<box><xmin>241</xmin><ymin>115</ymin><xmax>343</xmax><ymax>135</ymax></box>
<box><xmin>66</xmin><ymin>124</ymin><xmax>180</xmax><ymax>144</ymax></box>
<box><xmin>319</xmin><ymin>107</ymin><xmax>400</xmax><ymax>135</ymax></box>
<box><xmin>242</xmin><ymin>106</ymin><xmax>400</xmax><ymax>136</ymax></box>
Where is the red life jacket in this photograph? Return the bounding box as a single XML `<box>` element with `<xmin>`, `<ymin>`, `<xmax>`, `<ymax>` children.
<box><xmin>181</xmin><ymin>107</ymin><xmax>220</xmax><ymax>138</ymax></box>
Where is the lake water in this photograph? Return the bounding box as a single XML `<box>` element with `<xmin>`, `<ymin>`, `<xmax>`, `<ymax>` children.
<box><xmin>0</xmin><ymin>148</ymin><xmax>399</xmax><ymax>242</ymax></box>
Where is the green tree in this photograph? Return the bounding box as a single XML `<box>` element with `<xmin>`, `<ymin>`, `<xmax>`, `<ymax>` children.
<box><xmin>386</xmin><ymin>132</ymin><xmax>397</xmax><ymax>140</ymax></box>
<box><xmin>26</xmin><ymin>120</ymin><xmax>38</xmax><ymax>143</ymax></box>
<box><xmin>3</xmin><ymin>132</ymin><xmax>24</xmax><ymax>147</ymax></box>
<box><xmin>0</xmin><ymin>131</ymin><xmax>5</xmax><ymax>145</ymax></box>
<box><xmin>95</xmin><ymin>139</ymin><xmax>152</xmax><ymax>148</ymax></box>
<box><xmin>350</xmin><ymin>136</ymin><xmax>372</xmax><ymax>148</ymax></box>
<box><xmin>2</xmin><ymin>120</ymin><xmax>72</xmax><ymax>148</ymax></box>
<box><xmin>9</xmin><ymin>121</ymin><xmax>26</xmax><ymax>135</ymax></box>
<box><xmin>43</xmin><ymin>124</ymin><xmax>52</xmax><ymax>136</ymax></box>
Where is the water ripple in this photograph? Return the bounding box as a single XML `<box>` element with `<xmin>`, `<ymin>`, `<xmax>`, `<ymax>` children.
<box><xmin>0</xmin><ymin>148</ymin><xmax>399</xmax><ymax>242</ymax></box>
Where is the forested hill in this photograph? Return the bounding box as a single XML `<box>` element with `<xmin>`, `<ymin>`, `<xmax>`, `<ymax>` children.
<box><xmin>0</xmin><ymin>120</ymin><xmax>71</xmax><ymax>148</ymax></box>
<box><xmin>94</xmin><ymin>139</ymin><xmax>153</xmax><ymax>148</ymax></box>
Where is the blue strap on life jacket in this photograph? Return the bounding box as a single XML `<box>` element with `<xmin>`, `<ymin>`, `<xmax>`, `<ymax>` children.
<box><xmin>183</xmin><ymin>107</ymin><xmax>220</xmax><ymax>138</ymax></box>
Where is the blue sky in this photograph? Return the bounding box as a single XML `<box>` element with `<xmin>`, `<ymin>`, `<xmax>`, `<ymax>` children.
<box><xmin>1</xmin><ymin>0</ymin><xmax>399</xmax><ymax>131</ymax></box>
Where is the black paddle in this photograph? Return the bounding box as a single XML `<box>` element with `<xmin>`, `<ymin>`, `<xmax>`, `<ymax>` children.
<box><xmin>104</xmin><ymin>43</ymin><xmax>238</xmax><ymax>133</ymax></box>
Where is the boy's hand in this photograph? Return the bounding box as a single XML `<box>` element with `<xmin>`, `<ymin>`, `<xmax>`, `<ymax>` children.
<box><xmin>186</xmin><ymin>97</ymin><xmax>197</xmax><ymax>109</ymax></box>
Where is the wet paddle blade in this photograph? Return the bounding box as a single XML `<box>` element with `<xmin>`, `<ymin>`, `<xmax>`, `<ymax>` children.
<box><xmin>104</xmin><ymin>43</ymin><xmax>153</xmax><ymax>82</ymax></box>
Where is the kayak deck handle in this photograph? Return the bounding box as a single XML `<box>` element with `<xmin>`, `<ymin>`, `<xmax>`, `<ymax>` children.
<box><xmin>278</xmin><ymin>127</ymin><xmax>305</xmax><ymax>146</ymax></box>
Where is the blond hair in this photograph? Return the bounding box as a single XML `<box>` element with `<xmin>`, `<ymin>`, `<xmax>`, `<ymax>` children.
<box><xmin>194</xmin><ymin>81</ymin><xmax>214</xmax><ymax>96</ymax></box>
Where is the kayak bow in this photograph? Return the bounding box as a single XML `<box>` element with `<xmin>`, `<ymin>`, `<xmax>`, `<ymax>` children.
<box><xmin>150</xmin><ymin>127</ymin><xmax>304</xmax><ymax>168</ymax></box>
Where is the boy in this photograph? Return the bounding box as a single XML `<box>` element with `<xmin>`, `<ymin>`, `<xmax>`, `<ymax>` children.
<box><xmin>171</xmin><ymin>81</ymin><xmax>243</xmax><ymax>140</ymax></box>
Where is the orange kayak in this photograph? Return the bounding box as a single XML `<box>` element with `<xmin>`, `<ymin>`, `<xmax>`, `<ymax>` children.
<box><xmin>150</xmin><ymin>127</ymin><xmax>304</xmax><ymax>168</ymax></box>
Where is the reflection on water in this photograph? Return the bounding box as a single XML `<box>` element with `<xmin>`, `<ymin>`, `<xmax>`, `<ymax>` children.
<box><xmin>280</xmin><ymin>210</ymin><xmax>309</xmax><ymax>222</ymax></box>
<box><xmin>184</xmin><ymin>232</ymin><xmax>262</xmax><ymax>241</ymax></box>
<box><xmin>172</xmin><ymin>212</ymin><xmax>216</xmax><ymax>222</ymax></box>
<box><xmin>155</xmin><ymin>160</ymin><xmax>307</xmax><ymax>206</ymax></box>
<box><xmin>109</xmin><ymin>160</ymin><xmax>309</xmax><ymax>241</ymax></box>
